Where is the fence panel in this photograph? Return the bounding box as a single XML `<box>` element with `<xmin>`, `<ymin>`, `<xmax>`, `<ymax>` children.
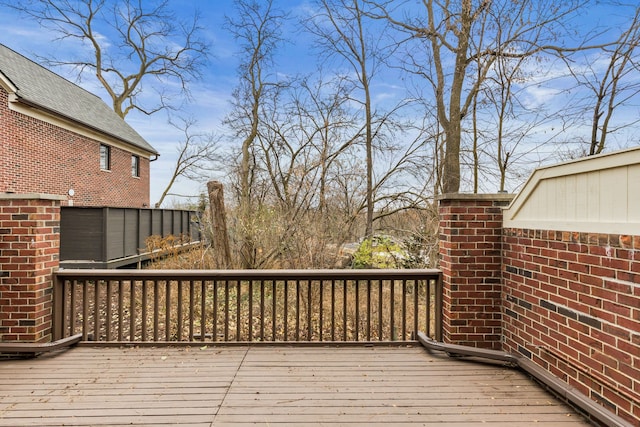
<box><xmin>60</xmin><ymin>207</ymin><xmax>201</xmax><ymax>268</ymax></box>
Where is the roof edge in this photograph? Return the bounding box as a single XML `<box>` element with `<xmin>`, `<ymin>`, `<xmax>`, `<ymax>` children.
<box><xmin>0</xmin><ymin>70</ymin><xmax>17</xmax><ymax>93</ymax></box>
<box><xmin>0</xmin><ymin>43</ymin><xmax>106</xmax><ymax>104</ymax></box>
<box><xmin>9</xmin><ymin>96</ymin><xmax>158</xmax><ymax>156</ymax></box>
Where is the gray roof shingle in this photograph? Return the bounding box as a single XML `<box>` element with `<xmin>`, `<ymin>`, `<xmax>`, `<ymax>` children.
<box><xmin>0</xmin><ymin>44</ymin><xmax>157</xmax><ymax>155</ymax></box>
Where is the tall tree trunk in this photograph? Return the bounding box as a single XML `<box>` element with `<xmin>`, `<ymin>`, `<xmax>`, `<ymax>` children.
<box><xmin>363</xmin><ymin>71</ymin><xmax>374</xmax><ymax>238</ymax></box>
<box><xmin>207</xmin><ymin>181</ymin><xmax>231</xmax><ymax>269</ymax></box>
<box><xmin>239</xmin><ymin>114</ymin><xmax>258</xmax><ymax>269</ymax></box>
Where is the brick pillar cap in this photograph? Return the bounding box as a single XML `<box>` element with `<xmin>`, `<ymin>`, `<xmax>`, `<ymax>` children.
<box><xmin>438</xmin><ymin>192</ymin><xmax>515</xmax><ymax>203</ymax></box>
<box><xmin>0</xmin><ymin>193</ymin><xmax>66</xmax><ymax>201</ymax></box>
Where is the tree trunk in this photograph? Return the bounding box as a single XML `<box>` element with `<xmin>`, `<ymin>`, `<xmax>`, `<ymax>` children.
<box><xmin>207</xmin><ymin>181</ymin><xmax>232</xmax><ymax>269</ymax></box>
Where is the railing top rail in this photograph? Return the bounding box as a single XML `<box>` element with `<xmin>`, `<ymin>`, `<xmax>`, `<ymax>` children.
<box><xmin>55</xmin><ymin>268</ymin><xmax>442</xmax><ymax>280</ymax></box>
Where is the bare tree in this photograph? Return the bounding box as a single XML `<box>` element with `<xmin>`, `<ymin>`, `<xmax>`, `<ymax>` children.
<box><xmin>306</xmin><ymin>0</ymin><xmax>375</xmax><ymax>238</ymax></box>
<box><xmin>293</xmin><ymin>75</ymin><xmax>361</xmax><ymax>216</ymax></box>
<box><xmin>306</xmin><ymin>0</ymin><xmax>402</xmax><ymax>238</ymax></box>
<box><xmin>8</xmin><ymin>0</ymin><xmax>209</xmax><ymax>118</ymax></box>
<box><xmin>369</xmin><ymin>0</ymin><xmax>587</xmax><ymax>193</ymax></box>
<box><xmin>224</xmin><ymin>73</ymin><xmax>358</xmax><ymax>268</ymax></box>
<box><xmin>224</xmin><ymin>0</ymin><xmax>287</xmax><ymax>268</ymax></box>
<box><xmin>155</xmin><ymin>117</ymin><xmax>220</xmax><ymax>208</ymax></box>
<box><xmin>564</xmin><ymin>6</ymin><xmax>640</xmax><ymax>156</ymax></box>
<box><xmin>255</xmin><ymin>74</ymin><xmax>372</xmax><ymax>268</ymax></box>
<box><xmin>475</xmin><ymin>47</ymin><xmax>530</xmax><ymax>192</ymax></box>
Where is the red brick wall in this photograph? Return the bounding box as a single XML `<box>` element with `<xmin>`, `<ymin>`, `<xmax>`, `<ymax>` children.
<box><xmin>502</xmin><ymin>228</ymin><xmax>640</xmax><ymax>425</ymax></box>
<box><xmin>438</xmin><ymin>194</ymin><xmax>513</xmax><ymax>349</ymax></box>
<box><xmin>0</xmin><ymin>87</ymin><xmax>150</xmax><ymax>208</ymax></box>
<box><xmin>0</xmin><ymin>195</ymin><xmax>62</xmax><ymax>343</ymax></box>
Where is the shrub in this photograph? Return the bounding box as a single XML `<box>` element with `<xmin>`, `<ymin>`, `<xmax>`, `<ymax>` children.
<box><xmin>352</xmin><ymin>235</ymin><xmax>406</xmax><ymax>269</ymax></box>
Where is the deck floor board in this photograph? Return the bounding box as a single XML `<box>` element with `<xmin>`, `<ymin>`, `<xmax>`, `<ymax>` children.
<box><xmin>0</xmin><ymin>345</ymin><xmax>592</xmax><ymax>426</ymax></box>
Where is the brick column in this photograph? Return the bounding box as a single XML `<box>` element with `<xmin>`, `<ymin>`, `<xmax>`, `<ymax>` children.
<box><xmin>438</xmin><ymin>193</ymin><xmax>513</xmax><ymax>349</ymax></box>
<box><xmin>0</xmin><ymin>194</ymin><xmax>64</xmax><ymax>343</ymax></box>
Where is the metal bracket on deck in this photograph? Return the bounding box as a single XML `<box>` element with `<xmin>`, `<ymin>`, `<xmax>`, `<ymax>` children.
<box><xmin>0</xmin><ymin>333</ymin><xmax>82</xmax><ymax>356</ymax></box>
<box><xmin>416</xmin><ymin>332</ymin><xmax>633</xmax><ymax>427</ymax></box>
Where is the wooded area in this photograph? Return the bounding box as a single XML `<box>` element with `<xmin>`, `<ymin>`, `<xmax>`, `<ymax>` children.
<box><xmin>11</xmin><ymin>0</ymin><xmax>640</xmax><ymax>269</ymax></box>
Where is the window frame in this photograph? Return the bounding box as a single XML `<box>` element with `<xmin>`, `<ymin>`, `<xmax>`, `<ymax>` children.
<box><xmin>100</xmin><ymin>144</ymin><xmax>111</xmax><ymax>171</ymax></box>
<box><xmin>131</xmin><ymin>154</ymin><xmax>140</xmax><ymax>177</ymax></box>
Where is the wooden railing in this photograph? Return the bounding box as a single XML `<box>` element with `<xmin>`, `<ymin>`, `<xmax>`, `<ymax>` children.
<box><xmin>53</xmin><ymin>269</ymin><xmax>442</xmax><ymax>344</ymax></box>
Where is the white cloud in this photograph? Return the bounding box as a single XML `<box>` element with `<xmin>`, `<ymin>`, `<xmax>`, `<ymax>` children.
<box><xmin>522</xmin><ymin>85</ymin><xmax>562</xmax><ymax>109</ymax></box>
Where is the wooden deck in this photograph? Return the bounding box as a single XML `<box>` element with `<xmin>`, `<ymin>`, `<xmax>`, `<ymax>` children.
<box><xmin>0</xmin><ymin>345</ymin><xmax>592</xmax><ymax>426</ymax></box>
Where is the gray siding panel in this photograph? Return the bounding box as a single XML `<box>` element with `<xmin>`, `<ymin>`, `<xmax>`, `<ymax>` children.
<box><xmin>138</xmin><ymin>209</ymin><xmax>152</xmax><ymax>251</ymax></box>
<box><xmin>162</xmin><ymin>210</ymin><xmax>172</xmax><ymax>236</ymax></box>
<box><xmin>123</xmin><ymin>209</ymin><xmax>138</xmax><ymax>257</ymax></box>
<box><xmin>60</xmin><ymin>207</ymin><xmax>104</xmax><ymax>261</ymax></box>
<box><xmin>151</xmin><ymin>210</ymin><xmax>162</xmax><ymax>236</ymax></box>
<box><xmin>106</xmin><ymin>209</ymin><xmax>125</xmax><ymax>261</ymax></box>
<box><xmin>60</xmin><ymin>207</ymin><xmax>201</xmax><ymax>267</ymax></box>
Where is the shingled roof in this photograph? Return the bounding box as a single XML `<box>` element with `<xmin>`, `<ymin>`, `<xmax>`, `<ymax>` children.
<box><xmin>0</xmin><ymin>44</ymin><xmax>157</xmax><ymax>155</ymax></box>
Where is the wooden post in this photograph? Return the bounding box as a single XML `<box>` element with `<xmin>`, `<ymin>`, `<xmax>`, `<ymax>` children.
<box><xmin>207</xmin><ymin>181</ymin><xmax>231</xmax><ymax>269</ymax></box>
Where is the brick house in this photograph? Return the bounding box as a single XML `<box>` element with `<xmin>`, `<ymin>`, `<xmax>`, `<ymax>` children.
<box><xmin>0</xmin><ymin>44</ymin><xmax>158</xmax><ymax>208</ymax></box>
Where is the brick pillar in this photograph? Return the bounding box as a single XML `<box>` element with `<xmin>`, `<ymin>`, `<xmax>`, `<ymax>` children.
<box><xmin>438</xmin><ymin>193</ymin><xmax>513</xmax><ymax>350</ymax></box>
<box><xmin>0</xmin><ymin>194</ymin><xmax>64</xmax><ymax>343</ymax></box>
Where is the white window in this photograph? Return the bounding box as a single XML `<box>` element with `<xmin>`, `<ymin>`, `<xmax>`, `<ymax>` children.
<box><xmin>100</xmin><ymin>145</ymin><xmax>111</xmax><ymax>170</ymax></box>
<box><xmin>131</xmin><ymin>155</ymin><xmax>140</xmax><ymax>177</ymax></box>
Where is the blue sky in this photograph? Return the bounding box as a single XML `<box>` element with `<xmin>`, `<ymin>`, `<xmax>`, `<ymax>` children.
<box><xmin>1</xmin><ymin>1</ymin><xmax>638</xmax><ymax>206</ymax></box>
<box><xmin>0</xmin><ymin>0</ymin><xmax>320</xmax><ymax>206</ymax></box>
